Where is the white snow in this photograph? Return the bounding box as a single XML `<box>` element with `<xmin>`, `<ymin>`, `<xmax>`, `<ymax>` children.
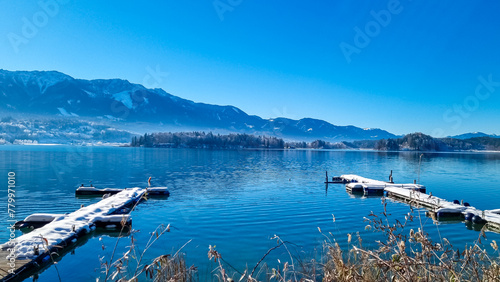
<box><xmin>341</xmin><ymin>174</ymin><xmax>425</xmax><ymax>190</ymax></box>
<box><xmin>12</xmin><ymin>72</ymin><xmax>69</xmax><ymax>94</ymax></box>
<box><xmin>14</xmin><ymin>73</ymin><xmax>31</xmax><ymax>88</ymax></box>
<box><xmin>84</xmin><ymin>90</ymin><xmax>97</xmax><ymax>98</ymax></box>
<box><xmin>112</xmin><ymin>91</ymin><xmax>133</xmax><ymax>109</ymax></box>
<box><xmin>104</xmin><ymin>115</ymin><xmax>119</xmax><ymax>121</ymax></box>
<box><xmin>487</xmin><ymin>209</ymin><xmax>500</xmax><ymax>215</ymax></box>
<box><xmin>2</xmin><ymin>188</ymin><xmax>144</xmax><ymax>259</ymax></box>
<box><xmin>57</xmin><ymin>107</ymin><xmax>70</xmax><ymax>116</ymax></box>
<box><xmin>36</xmin><ymin>72</ymin><xmax>70</xmax><ymax>93</ymax></box>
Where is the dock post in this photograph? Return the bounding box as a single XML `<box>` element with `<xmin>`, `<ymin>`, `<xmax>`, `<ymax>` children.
<box><xmin>326</xmin><ymin>171</ymin><xmax>328</xmax><ymax>183</ymax></box>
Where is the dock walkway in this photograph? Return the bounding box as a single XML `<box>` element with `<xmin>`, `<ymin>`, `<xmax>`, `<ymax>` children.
<box><xmin>330</xmin><ymin>174</ymin><xmax>500</xmax><ymax>233</ymax></box>
<box><xmin>0</xmin><ymin>188</ymin><xmax>145</xmax><ymax>281</ymax></box>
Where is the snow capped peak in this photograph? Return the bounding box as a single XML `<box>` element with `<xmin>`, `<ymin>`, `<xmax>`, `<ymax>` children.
<box><xmin>0</xmin><ymin>70</ymin><xmax>400</xmax><ymax>142</ymax></box>
<box><xmin>3</xmin><ymin>70</ymin><xmax>73</xmax><ymax>94</ymax></box>
<box><xmin>112</xmin><ymin>91</ymin><xmax>134</xmax><ymax>109</ymax></box>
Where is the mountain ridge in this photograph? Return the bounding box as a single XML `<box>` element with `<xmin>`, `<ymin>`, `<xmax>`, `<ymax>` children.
<box><xmin>0</xmin><ymin>69</ymin><xmax>399</xmax><ymax>141</ymax></box>
<box><xmin>449</xmin><ymin>132</ymin><xmax>499</xmax><ymax>139</ymax></box>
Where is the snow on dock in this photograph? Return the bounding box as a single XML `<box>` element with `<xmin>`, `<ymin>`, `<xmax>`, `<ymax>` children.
<box><xmin>341</xmin><ymin>174</ymin><xmax>388</xmax><ymax>185</ymax></box>
<box><xmin>330</xmin><ymin>173</ymin><xmax>500</xmax><ymax>233</ymax></box>
<box><xmin>384</xmin><ymin>186</ymin><xmax>500</xmax><ymax>232</ymax></box>
<box><xmin>341</xmin><ymin>174</ymin><xmax>426</xmax><ymax>194</ymax></box>
<box><xmin>0</xmin><ymin>188</ymin><xmax>145</xmax><ymax>281</ymax></box>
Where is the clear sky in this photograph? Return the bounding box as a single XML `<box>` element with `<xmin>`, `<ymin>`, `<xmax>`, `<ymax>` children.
<box><xmin>1</xmin><ymin>1</ymin><xmax>500</xmax><ymax>136</ymax></box>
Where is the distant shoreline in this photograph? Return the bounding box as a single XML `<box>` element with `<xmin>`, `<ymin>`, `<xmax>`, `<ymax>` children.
<box><xmin>2</xmin><ymin>143</ymin><xmax>500</xmax><ymax>154</ymax></box>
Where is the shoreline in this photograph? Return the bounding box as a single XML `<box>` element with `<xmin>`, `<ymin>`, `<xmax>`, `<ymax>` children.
<box><xmin>1</xmin><ymin>143</ymin><xmax>500</xmax><ymax>154</ymax></box>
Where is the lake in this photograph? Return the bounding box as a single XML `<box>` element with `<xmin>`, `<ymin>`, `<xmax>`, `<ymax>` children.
<box><xmin>1</xmin><ymin>146</ymin><xmax>500</xmax><ymax>281</ymax></box>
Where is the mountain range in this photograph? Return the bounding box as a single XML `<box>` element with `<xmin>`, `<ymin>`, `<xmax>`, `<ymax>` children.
<box><xmin>0</xmin><ymin>69</ymin><xmax>397</xmax><ymax>142</ymax></box>
<box><xmin>0</xmin><ymin>69</ymin><xmax>498</xmax><ymax>143</ymax></box>
<box><xmin>449</xmin><ymin>132</ymin><xmax>499</xmax><ymax>139</ymax></box>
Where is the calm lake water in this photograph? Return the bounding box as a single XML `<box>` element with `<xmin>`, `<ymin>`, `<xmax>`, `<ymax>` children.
<box><xmin>1</xmin><ymin>146</ymin><xmax>500</xmax><ymax>281</ymax></box>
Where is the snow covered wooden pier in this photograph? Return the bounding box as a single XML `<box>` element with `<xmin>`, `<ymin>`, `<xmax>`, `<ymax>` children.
<box><xmin>326</xmin><ymin>172</ymin><xmax>500</xmax><ymax>233</ymax></box>
<box><xmin>0</xmin><ymin>188</ymin><xmax>146</xmax><ymax>281</ymax></box>
<box><xmin>339</xmin><ymin>174</ymin><xmax>426</xmax><ymax>194</ymax></box>
<box><xmin>384</xmin><ymin>186</ymin><xmax>500</xmax><ymax>233</ymax></box>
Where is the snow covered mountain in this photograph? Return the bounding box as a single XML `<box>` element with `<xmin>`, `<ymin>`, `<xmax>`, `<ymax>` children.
<box><xmin>0</xmin><ymin>70</ymin><xmax>397</xmax><ymax>141</ymax></box>
<box><xmin>450</xmin><ymin>132</ymin><xmax>499</xmax><ymax>139</ymax></box>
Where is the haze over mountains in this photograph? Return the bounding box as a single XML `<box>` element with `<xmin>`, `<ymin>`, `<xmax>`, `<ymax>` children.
<box><xmin>449</xmin><ymin>132</ymin><xmax>499</xmax><ymax>139</ymax></box>
<box><xmin>0</xmin><ymin>69</ymin><xmax>498</xmax><ymax>145</ymax></box>
<box><xmin>0</xmin><ymin>69</ymin><xmax>398</xmax><ymax>142</ymax></box>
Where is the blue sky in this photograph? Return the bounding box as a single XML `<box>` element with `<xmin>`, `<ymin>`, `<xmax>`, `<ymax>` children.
<box><xmin>1</xmin><ymin>1</ymin><xmax>500</xmax><ymax>136</ymax></box>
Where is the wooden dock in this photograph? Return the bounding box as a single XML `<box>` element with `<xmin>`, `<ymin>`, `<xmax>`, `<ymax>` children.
<box><xmin>339</xmin><ymin>174</ymin><xmax>426</xmax><ymax>194</ymax></box>
<box><xmin>0</xmin><ymin>188</ymin><xmax>146</xmax><ymax>281</ymax></box>
<box><xmin>384</xmin><ymin>186</ymin><xmax>500</xmax><ymax>232</ymax></box>
<box><xmin>329</xmin><ymin>173</ymin><xmax>500</xmax><ymax>233</ymax></box>
<box><xmin>0</xmin><ymin>251</ymin><xmax>29</xmax><ymax>281</ymax></box>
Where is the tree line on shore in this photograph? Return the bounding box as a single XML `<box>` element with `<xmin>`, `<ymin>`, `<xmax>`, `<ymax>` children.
<box><xmin>131</xmin><ymin>131</ymin><xmax>500</xmax><ymax>151</ymax></box>
<box><xmin>374</xmin><ymin>132</ymin><xmax>500</xmax><ymax>151</ymax></box>
<box><xmin>131</xmin><ymin>132</ymin><xmax>286</xmax><ymax>149</ymax></box>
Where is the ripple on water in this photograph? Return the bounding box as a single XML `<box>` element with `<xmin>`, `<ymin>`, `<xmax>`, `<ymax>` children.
<box><xmin>1</xmin><ymin>147</ymin><xmax>500</xmax><ymax>282</ymax></box>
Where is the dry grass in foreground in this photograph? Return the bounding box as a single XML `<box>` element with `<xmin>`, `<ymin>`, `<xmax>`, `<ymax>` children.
<box><xmin>98</xmin><ymin>223</ymin><xmax>197</xmax><ymax>282</ymax></box>
<box><xmin>98</xmin><ymin>199</ymin><xmax>500</xmax><ymax>281</ymax></box>
<box><xmin>208</xmin><ymin>199</ymin><xmax>500</xmax><ymax>282</ymax></box>
<box><xmin>322</xmin><ymin>199</ymin><xmax>500</xmax><ymax>282</ymax></box>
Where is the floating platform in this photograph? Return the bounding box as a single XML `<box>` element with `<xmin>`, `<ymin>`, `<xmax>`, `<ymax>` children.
<box><xmin>340</xmin><ymin>174</ymin><xmax>426</xmax><ymax>192</ymax></box>
<box><xmin>76</xmin><ymin>186</ymin><xmax>170</xmax><ymax>196</ymax></box>
<box><xmin>341</xmin><ymin>174</ymin><xmax>426</xmax><ymax>196</ymax></box>
<box><xmin>0</xmin><ymin>188</ymin><xmax>145</xmax><ymax>281</ymax></box>
<box><xmin>336</xmin><ymin>173</ymin><xmax>500</xmax><ymax>233</ymax></box>
<box><xmin>325</xmin><ymin>176</ymin><xmax>349</xmax><ymax>184</ymax></box>
<box><xmin>324</xmin><ymin>171</ymin><xmax>350</xmax><ymax>184</ymax></box>
<box><xmin>384</xmin><ymin>186</ymin><xmax>500</xmax><ymax>232</ymax></box>
<box><xmin>345</xmin><ymin>183</ymin><xmax>385</xmax><ymax>195</ymax></box>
